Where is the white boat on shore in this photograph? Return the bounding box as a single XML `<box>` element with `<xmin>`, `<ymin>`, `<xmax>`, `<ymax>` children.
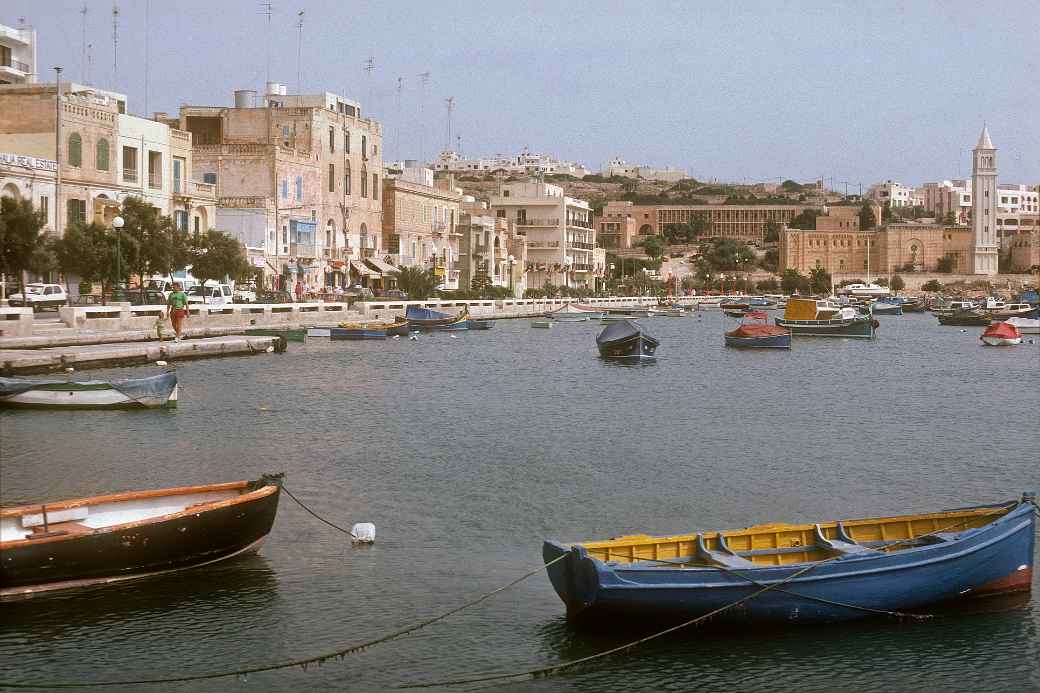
<box><xmin>838</xmin><ymin>283</ymin><xmax>891</xmax><ymax>298</ymax></box>
<box><xmin>0</xmin><ymin>372</ymin><xmax>179</xmax><ymax>409</ymax></box>
<box><xmin>549</xmin><ymin>302</ymin><xmax>604</xmax><ymax>321</ymax></box>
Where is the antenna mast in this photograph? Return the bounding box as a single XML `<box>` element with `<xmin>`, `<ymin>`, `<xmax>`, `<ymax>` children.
<box><xmin>395</xmin><ymin>76</ymin><xmax>403</xmax><ymax>159</ymax></box>
<box><xmin>363</xmin><ymin>56</ymin><xmax>375</xmax><ymax>113</ymax></box>
<box><xmin>80</xmin><ymin>4</ymin><xmax>89</xmax><ymax>83</ymax></box>
<box><xmin>260</xmin><ymin>1</ymin><xmax>273</xmax><ymax>84</ymax></box>
<box><xmin>444</xmin><ymin>96</ymin><xmax>454</xmax><ymax>152</ymax></box>
<box><xmin>296</xmin><ymin>10</ymin><xmax>304</xmax><ymax>94</ymax></box>
<box><xmin>417</xmin><ymin>71</ymin><xmax>430</xmax><ymax>163</ymax></box>
<box><xmin>111</xmin><ymin>4</ymin><xmax>119</xmax><ymax>83</ymax></box>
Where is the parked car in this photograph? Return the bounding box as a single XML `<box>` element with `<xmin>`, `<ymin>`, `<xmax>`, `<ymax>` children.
<box><xmin>127</xmin><ymin>289</ymin><xmax>168</xmax><ymax>306</ymax></box>
<box><xmin>186</xmin><ymin>283</ymin><xmax>234</xmax><ymax>306</ymax></box>
<box><xmin>376</xmin><ymin>289</ymin><xmax>407</xmax><ymax>300</ymax></box>
<box><xmin>234</xmin><ymin>285</ymin><xmax>258</xmax><ymax>303</ymax></box>
<box><xmin>255</xmin><ymin>290</ymin><xmax>294</xmax><ymax>304</ymax></box>
<box><xmin>9</xmin><ymin>283</ymin><xmax>68</xmax><ymax>312</ymax></box>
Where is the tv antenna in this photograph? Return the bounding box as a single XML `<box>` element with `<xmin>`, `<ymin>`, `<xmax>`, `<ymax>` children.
<box><xmin>111</xmin><ymin>4</ymin><xmax>119</xmax><ymax>82</ymax></box>
<box><xmin>296</xmin><ymin>10</ymin><xmax>304</xmax><ymax>94</ymax></box>
<box><xmin>417</xmin><ymin>71</ymin><xmax>430</xmax><ymax>162</ymax></box>
<box><xmin>260</xmin><ymin>1</ymin><xmax>274</xmax><ymax>84</ymax></box>
<box><xmin>445</xmin><ymin>96</ymin><xmax>455</xmax><ymax>151</ymax></box>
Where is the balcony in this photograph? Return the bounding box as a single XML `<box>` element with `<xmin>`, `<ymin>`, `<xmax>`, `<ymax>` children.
<box><xmin>472</xmin><ymin>244</ymin><xmax>489</xmax><ymax>255</ymax></box>
<box><xmin>569</xmin><ymin>241</ymin><xmax>595</xmax><ymax>250</ymax></box>
<box><xmin>361</xmin><ymin>247</ymin><xmax>377</xmax><ymax>258</ymax></box>
<box><xmin>0</xmin><ymin>57</ymin><xmax>30</xmax><ymax>73</ymax></box>
<box><xmin>526</xmin><ymin>241</ymin><xmax>561</xmax><ymax>249</ymax></box>
<box><xmin>516</xmin><ymin>217</ymin><xmax>560</xmax><ymax>227</ymax></box>
<box><xmin>290</xmin><ymin>243</ymin><xmax>319</xmax><ymax>259</ymax></box>
<box><xmin>566</xmin><ymin>219</ymin><xmax>593</xmax><ymax>229</ymax></box>
<box><xmin>123</xmin><ymin>169</ymin><xmax>138</xmax><ymax>183</ymax></box>
<box><xmin>572</xmin><ymin>264</ymin><xmax>593</xmax><ymax>272</ymax></box>
<box><xmin>192</xmin><ymin>180</ymin><xmax>216</xmax><ymax>196</ymax></box>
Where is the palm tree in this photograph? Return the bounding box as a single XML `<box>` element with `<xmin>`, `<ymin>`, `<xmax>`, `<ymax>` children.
<box><xmin>396</xmin><ymin>266</ymin><xmax>440</xmax><ymax>300</ymax></box>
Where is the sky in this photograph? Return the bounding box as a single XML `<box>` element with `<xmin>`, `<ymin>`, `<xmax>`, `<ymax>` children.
<box><xmin>7</xmin><ymin>0</ymin><xmax>1039</xmax><ymax>188</ymax></box>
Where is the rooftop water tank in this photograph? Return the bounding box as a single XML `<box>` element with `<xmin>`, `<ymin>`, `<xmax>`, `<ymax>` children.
<box><xmin>234</xmin><ymin>90</ymin><xmax>256</xmax><ymax>108</ymax></box>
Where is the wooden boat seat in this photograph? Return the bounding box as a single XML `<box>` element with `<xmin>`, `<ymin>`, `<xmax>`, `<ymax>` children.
<box><xmin>814</xmin><ymin>524</ymin><xmax>876</xmax><ymax>557</ymax></box>
<box><xmin>918</xmin><ymin>531</ymin><xmax>961</xmax><ymax>545</ymax></box>
<box><xmin>696</xmin><ymin>533</ymin><xmax>756</xmax><ymax>569</ymax></box>
<box><xmin>30</xmin><ymin>521</ymin><xmax>93</xmax><ymax>537</ymax></box>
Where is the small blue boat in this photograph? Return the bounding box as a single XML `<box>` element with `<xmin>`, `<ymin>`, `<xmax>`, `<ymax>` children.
<box><xmin>544</xmin><ymin>494</ymin><xmax>1036</xmax><ymax>625</ymax></box>
<box><xmin>404</xmin><ymin>306</ymin><xmax>470</xmax><ymax>331</ymax></box>
<box><xmin>596</xmin><ymin>320</ymin><xmax>658</xmax><ymax>360</ymax></box>
<box><xmin>330</xmin><ymin>324</ymin><xmax>388</xmax><ymax>340</ymax></box>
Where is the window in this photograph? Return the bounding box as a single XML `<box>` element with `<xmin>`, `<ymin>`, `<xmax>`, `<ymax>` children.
<box><xmin>373</xmin><ymin>143</ymin><xmax>378</xmax><ymax>157</ymax></box>
<box><xmin>173</xmin><ymin>158</ymin><xmax>184</xmax><ymax>193</ymax></box>
<box><xmin>194</xmin><ymin>216</ymin><xmax>200</xmax><ymax>233</ymax></box>
<box><xmin>66</xmin><ymin>198</ymin><xmax>86</xmax><ymax>225</ymax></box>
<box><xmin>96</xmin><ymin>139</ymin><xmax>110</xmax><ymax>171</ymax></box>
<box><xmin>344</xmin><ymin>163</ymin><xmax>351</xmax><ymax>195</ymax></box>
<box><xmin>68</xmin><ymin>133</ymin><xmax>82</xmax><ymax>167</ymax></box>
<box><xmin>203</xmin><ymin>172</ymin><xmax>217</xmax><ymax>185</ymax></box>
<box><xmin>344</xmin><ymin>131</ymin><xmax>351</xmax><ymax>154</ymax></box>
<box><xmin>148</xmin><ymin>151</ymin><xmax>162</xmax><ymax>189</ymax></box>
<box><xmin>496</xmin><ymin>209</ymin><xmax>505</xmax><ymax>218</ymax></box>
<box><xmin>360</xmin><ymin>166</ymin><xmax>367</xmax><ymax>197</ymax></box>
<box><xmin>174</xmin><ymin>210</ymin><xmax>189</xmax><ymax>231</ymax></box>
<box><xmin>39</xmin><ymin>196</ymin><xmax>48</xmax><ymax>221</ymax></box>
<box><xmin>282</xmin><ymin>225</ymin><xmax>288</xmax><ymax>245</ymax></box>
<box><xmin>372</xmin><ymin>173</ymin><xmax>378</xmax><ymax>200</ymax></box>
<box><xmin>329</xmin><ymin>125</ymin><xmax>335</xmax><ymax>152</ymax></box>
<box><xmin>362</xmin><ymin>135</ymin><xmax>368</xmax><ymax>160</ymax></box>
<box><xmin>329</xmin><ymin>164</ymin><xmax>335</xmax><ymax>192</ymax></box>
<box><xmin>295</xmin><ymin>176</ymin><xmax>303</xmax><ymax>201</ymax></box>
<box><xmin>281</xmin><ymin>179</ymin><xmax>288</xmax><ymax>199</ymax></box>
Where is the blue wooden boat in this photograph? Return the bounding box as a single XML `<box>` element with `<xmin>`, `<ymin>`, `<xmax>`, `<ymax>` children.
<box><xmin>596</xmin><ymin>320</ymin><xmax>659</xmax><ymax>360</ymax></box>
<box><xmin>331</xmin><ymin>322</ymin><xmax>388</xmax><ymax>340</ymax></box>
<box><xmin>543</xmin><ymin>494</ymin><xmax>1036</xmax><ymax>625</ymax></box>
<box><xmin>404</xmin><ymin>306</ymin><xmax>470</xmax><ymax>331</ymax></box>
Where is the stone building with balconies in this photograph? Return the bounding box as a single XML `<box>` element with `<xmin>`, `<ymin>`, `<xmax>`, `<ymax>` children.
<box><xmin>178</xmin><ymin>82</ymin><xmax>383</xmax><ymax>289</ymax></box>
<box><xmin>489</xmin><ymin>180</ymin><xmax>601</xmax><ymax>290</ymax></box>
<box><xmin>598</xmin><ymin>200</ymin><xmax>806</xmax><ymax>242</ymax></box>
<box><xmin>382</xmin><ymin>166</ymin><xmax>462</xmax><ymax>290</ymax></box>
<box><xmin>0</xmin><ymin>22</ymin><xmax>36</xmax><ymax>85</ymax></box>
<box><xmin>456</xmin><ymin>197</ymin><xmax>526</xmax><ymax>296</ymax></box>
<box><xmin>0</xmin><ymin>82</ymin><xmax>213</xmax><ymax>239</ymax></box>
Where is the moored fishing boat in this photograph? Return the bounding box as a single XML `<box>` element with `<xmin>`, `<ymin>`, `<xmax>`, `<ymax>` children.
<box><xmin>543</xmin><ymin>494</ymin><xmax>1037</xmax><ymax>625</ymax></box>
<box><xmin>871</xmin><ymin>301</ymin><xmax>903</xmax><ymax>316</ymax></box>
<box><xmin>243</xmin><ymin>327</ymin><xmax>306</xmax><ymax>342</ymax></box>
<box><xmin>937</xmin><ymin>309</ymin><xmax>991</xmax><ymax>327</ymax></box>
<box><xmin>600</xmin><ymin>314</ymin><xmax>637</xmax><ymax>323</ymax></box>
<box><xmin>774</xmin><ymin>298</ymin><xmax>876</xmax><ymax>339</ymax></box>
<box><xmin>306</xmin><ymin>326</ymin><xmax>335</xmax><ymax>337</ymax></box>
<box><xmin>1</xmin><ymin>474</ymin><xmax>283</xmax><ymax>599</ymax></box>
<box><xmin>1005</xmin><ymin>316</ymin><xmax>1040</xmax><ymax>334</ymax></box>
<box><xmin>980</xmin><ymin>322</ymin><xmax>1022</xmax><ymax>346</ymax></box>
<box><xmin>331</xmin><ymin>322</ymin><xmax>388</xmax><ymax>340</ymax></box>
<box><xmin>596</xmin><ymin>320</ymin><xmax>659</xmax><ymax>360</ymax></box>
<box><xmin>989</xmin><ymin>303</ymin><xmax>1039</xmax><ymax>320</ymax></box>
<box><xmin>0</xmin><ymin>371</ymin><xmax>178</xmax><ymax>410</ymax></box>
<box><xmin>550</xmin><ymin>302</ymin><xmax>605</xmax><ymax>321</ymax></box>
<box><xmin>403</xmin><ymin>306</ymin><xmax>470</xmax><ymax>331</ymax></box>
<box><xmin>837</xmin><ymin>282</ymin><xmax>891</xmax><ymax>298</ymax></box>
<box><xmin>724</xmin><ymin>311</ymin><xmax>791</xmax><ymax>349</ymax></box>
<box><xmin>531</xmin><ymin>319</ymin><xmax>553</xmax><ymax>329</ymax></box>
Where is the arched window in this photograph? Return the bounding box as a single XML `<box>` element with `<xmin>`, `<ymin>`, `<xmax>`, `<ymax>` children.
<box><xmin>360</xmin><ymin>165</ymin><xmax>368</xmax><ymax>198</ymax></box>
<box><xmin>360</xmin><ymin>222</ymin><xmax>368</xmax><ymax>248</ymax></box>
<box><xmin>96</xmin><ymin>139</ymin><xmax>110</xmax><ymax>171</ymax></box>
<box><xmin>68</xmin><ymin>133</ymin><xmax>82</xmax><ymax>167</ymax></box>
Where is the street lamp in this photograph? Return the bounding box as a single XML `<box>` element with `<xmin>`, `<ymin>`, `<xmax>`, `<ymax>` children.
<box><xmin>563</xmin><ymin>255</ymin><xmax>573</xmax><ymax>290</ymax></box>
<box><xmin>112</xmin><ymin>215</ymin><xmax>125</xmax><ymax>293</ymax></box>
<box><xmin>507</xmin><ymin>254</ymin><xmax>516</xmax><ymax>296</ymax></box>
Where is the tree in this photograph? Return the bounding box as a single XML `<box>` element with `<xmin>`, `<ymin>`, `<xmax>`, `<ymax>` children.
<box><xmin>396</xmin><ymin>266</ymin><xmax>440</xmax><ymax>300</ymax></box>
<box><xmin>781</xmin><ymin>179</ymin><xmax>803</xmax><ymax>192</ymax></box>
<box><xmin>541</xmin><ymin>281</ymin><xmax>559</xmax><ymax>298</ymax></box>
<box><xmin>858</xmin><ymin>202</ymin><xmax>876</xmax><ymax>230</ymax></box>
<box><xmin>52</xmin><ymin>221</ymin><xmax>119</xmax><ymax>296</ymax></box>
<box><xmin>788</xmin><ymin>209</ymin><xmax>823</xmax><ymax>230</ymax></box>
<box><xmin>764</xmin><ymin>220</ymin><xmax>781</xmax><ymax>243</ymax></box>
<box><xmin>809</xmin><ymin>266</ymin><xmax>831</xmax><ymax>295</ymax></box>
<box><xmin>638</xmin><ymin>235</ymin><xmax>665</xmax><ymax>260</ymax></box>
<box><xmin>759</xmin><ymin>248</ymin><xmax>779</xmax><ymax>273</ymax></box>
<box><xmin>921</xmin><ymin>279</ymin><xmax>943</xmax><ymax>292</ymax></box>
<box><xmin>889</xmin><ymin>274</ymin><xmax>905</xmax><ymax>292</ymax></box>
<box><xmin>471</xmin><ymin>265</ymin><xmax>493</xmax><ymax>297</ymax></box>
<box><xmin>936</xmin><ymin>251</ymin><xmax>956</xmax><ymax>273</ymax></box>
<box><xmin>882</xmin><ymin>201</ymin><xmax>893</xmax><ymax>222</ymax></box>
<box><xmin>781</xmin><ymin>269</ymin><xmax>809</xmax><ymax>295</ymax></box>
<box><xmin>697</xmin><ymin>238</ymin><xmax>754</xmax><ymax>276</ymax></box>
<box><xmin>0</xmin><ymin>195</ymin><xmax>47</xmax><ymax>297</ymax></box>
<box><xmin>190</xmin><ymin>229</ymin><xmax>250</xmax><ymax>286</ymax></box>
<box><xmin>942</xmin><ymin>211</ymin><xmax>957</xmax><ymax>225</ymax></box>
<box><xmin>119</xmin><ymin>197</ymin><xmax>192</xmax><ymax>300</ymax></box>
<box><xmin>755</xmin><ymin>278</ymin><xmax>780</xmax><ymax>292</ymax></box>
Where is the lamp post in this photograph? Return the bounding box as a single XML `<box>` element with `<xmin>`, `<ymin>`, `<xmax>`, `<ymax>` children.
<box><xmin>609</xmin><ymin>263</ymin><xmax>615</xmax><ymax>296</ymax></box>
<box><xmin>112</xmin><ymin>216</ymin><xmax>125</xmax><ymax>296</ymax></box>
<box><xmin>507</xmin><ymin>254</ymin><xmax>516</xmax><ymax>296</ymax></box>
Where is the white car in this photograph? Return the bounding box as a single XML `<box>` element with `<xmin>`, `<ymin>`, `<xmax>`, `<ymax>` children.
<box><xmin>234</xmin><ymin>286</ymin><xmax>257</xmax><ymax>303</ymax></box>
<box><xmin>9</xmin><ymin>283</ymin><xmax>68</xmax><ymax>312</ymax></box>
<box><xmin>186</xmin><ymin>283</ymin><xmax>234</xmax><ymax>306</ymax></box>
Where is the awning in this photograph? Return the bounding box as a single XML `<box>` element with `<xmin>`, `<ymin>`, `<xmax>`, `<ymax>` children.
<box><xmin>365</xmin><ymin>257</ymin><xmax>400</xmax><ymax>274</ymax></box>
<box><xmin>350</xmin><ymin>260</ymin><xmax>380</xmax><ymax>278</ymax></box>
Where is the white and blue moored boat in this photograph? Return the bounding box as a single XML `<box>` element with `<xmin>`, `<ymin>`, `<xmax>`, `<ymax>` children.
<box><xmin>0</xmin><ymin>371</ymin><xmax>179</xmax><ymax>409</ymax></box>
<box><xmin>596</xmin><ymin>320</ymin><xmax>659</xmax><ymax>360</ymax></box>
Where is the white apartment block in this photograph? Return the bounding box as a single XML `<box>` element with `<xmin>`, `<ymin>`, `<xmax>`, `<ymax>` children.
<box><xmin>432</xmin><ymin>149</ymin><xmax>590</xmax><ymax>178</ymax></box>
<box><xmin>0</xmin><ymin>22</ymin><xmax>36</xmax><ymax>85</ymax></box>
<box><xmin>921</xmin><ymin>179</ymin><xmax>1038</xmax><ymax>235</ymax></box>
<box><xmin>868</xmin><ymin>180</ymin><xmax>920</xmax><ymax>208</ymax></box>
<box><xmin>605</xmin><ymin>158</ymin><xmax>687</xmax><ymax>182</ymax></box>
<box><xmin>489</xmin><ymin>181</ymin><xmax>601</xmax><ymax>290</ymax></box>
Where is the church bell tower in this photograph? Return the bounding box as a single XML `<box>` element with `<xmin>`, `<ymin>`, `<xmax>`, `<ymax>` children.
<box><xmin>971</xmin><ymin>126</ymin><xmax>998</xmax><ymax>276</ymax></box>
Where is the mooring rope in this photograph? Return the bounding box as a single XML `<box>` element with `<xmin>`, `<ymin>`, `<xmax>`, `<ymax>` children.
<box><xmin>280</xmin><ymin>485</ymin><xmax>357</xmax><ymax>538</ymax></box>
<box><xmin>0</xmin><ymin>553</ymin><xmax>570</xmax><ymax>689</ymax></box>
<box><xmin>394</xmin><ymin>559</ymin><xmax>831</xmax><ymax>689</ymax></box>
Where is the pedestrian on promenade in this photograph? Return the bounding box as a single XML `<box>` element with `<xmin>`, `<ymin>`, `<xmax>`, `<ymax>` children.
<box><xmin>166</xmin><ymin>282</ymin><xmax>189</xmax><ymax>341</ymax></box>
<box><xmin>294</xmin><ymin>280</ymin><xmax>303</xmax><ymax>302</ymax></box>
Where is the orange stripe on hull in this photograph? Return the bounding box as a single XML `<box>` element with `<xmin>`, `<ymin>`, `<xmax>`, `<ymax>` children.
<box><xmin>971</xmin><ymin>566</ymin><xmax>1033</xmax><ymax>597</ymax></box>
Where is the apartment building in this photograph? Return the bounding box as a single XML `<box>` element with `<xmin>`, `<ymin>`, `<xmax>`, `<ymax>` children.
<box><xmin>604</xmin><ymin>157</ymin><xmax>687</xmax><ymax>183</ymax></box>
<box><xmin>382</xmin><ymin>166</ymin><xmax>463</xmax><ymax>290</ymax></box>
<box><xmin>0</xmin><ymin>22</ymin><xmax>36</xmax><ymax>85</ymax></box>
<box><xmin>0</xmin><ymin>82</ymin><xmax>212</xmax><ymax>237</ymax></box>
<box><xmin>431</xmin><ymin>149</ymin><xmax>590</xmax><ymax>178</ymax></box>
<box><xmin>867</xmin><ymin>180</ymin><xmax>921</xmax><ymax>208</ymax></box>
<box><xmin>489</xmin><ymin>181</ymin><xmax>601</xmax><ymax>290</ymax></box>
<box><xmin>178</xmin><ymin>82</ymin><xmax>383</xmax><ymax>289</ymax></box>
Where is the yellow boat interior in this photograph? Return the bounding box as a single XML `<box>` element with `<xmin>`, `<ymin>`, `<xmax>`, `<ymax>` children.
<box><xmin>573</xmin><ymin>505</ymin><xmax>1013</xmax><ymax>568</ymax></box>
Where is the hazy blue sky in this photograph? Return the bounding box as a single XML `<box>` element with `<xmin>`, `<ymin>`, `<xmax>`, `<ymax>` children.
<box><xmin>7</xmin><ymin>0</ymin><xmax>1039</xmax><ymax>187</ymax></box>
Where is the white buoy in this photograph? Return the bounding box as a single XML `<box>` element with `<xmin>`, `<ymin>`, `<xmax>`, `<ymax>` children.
<box><xmin>392</xmin><ymin>335</ymin><xmax>400</xmax><ymax>340</ymax></box>
<box><xmin>351</xmin><ymin>522</ymin><xmax>376</xmax><ymax>544</ymax></box>
<box><xmin>266</xmin><ymin>346</ymin><xmax>275</xmax><ymax>352</ymax></box>
<box><xmin>409</xmin><ymin>334</ymin><xmax>419</xmax><ymax>341</ymax></box>
<box><xmin>450</xmin><ymin>334</ymin><xmax>458</xmax><ymax>339</ymax></box>
<box><xmin>155</xmin><ymin>360</ymin><xmax>168</xmax><ymax>366</ymax></box>
<box><xmin>64</xmin><ymin>367</ymin><xmax>75</xmax><ymax>373</ymax></box>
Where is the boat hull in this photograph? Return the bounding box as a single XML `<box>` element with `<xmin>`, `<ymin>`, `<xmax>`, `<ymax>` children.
<box><xmin>597</xmin><ymin>334</ymin><xmax>659</xmax><ymax>360</ymax></box>
<box><xmin>980</xmin><ymin>336</ymin><xmax>1022</xmax><ymax>346</ymax></box>
<box><xmin>1</xmin><ymin>483</ymin><xmax>280</xmax><ymax>599</ymax></box>
<box><xmin>544</xmin><ymin>502</ymin><xmax>1035</xmax><ymax>625</ymax></box>
<box><xmin>937</xmin><ymin>312</ymin><xmax>990</xmax><ymax>326</ymax></box>
<box><xmin>871</xmin><ymin>304</ymin><xmax>903</xmax><ymax>315</ymax></box>
<box><xmin>774</xmin><ymin>317</ymin><xmax>876</xmax><ymax>339</ymax></box>
<box><xmin>724</xmin><ymin>333</ymin><xmax>791</xmax><ymax>349</ymax></box>
<box><xmin>330</xmin><ymin>327</ymin><xmax>387</xmax><ymax>340</ymax></box>
<box><xmin>0</xmin><ymin>373</ymin><xmax>178</xmax><ymax>410</ymax></box>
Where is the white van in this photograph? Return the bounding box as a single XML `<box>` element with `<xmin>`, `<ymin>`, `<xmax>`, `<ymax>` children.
<box><xmin>145</xmin><ymin>276</ymin><xmax>199</xmax><ymax>299</ymax></box>
<box><xmin>186</xmin><ymin>283</ymin><xmax>234</xmax><ymax>306</ymax></box>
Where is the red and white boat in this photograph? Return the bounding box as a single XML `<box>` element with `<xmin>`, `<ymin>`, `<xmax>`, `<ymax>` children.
<box><xmin>980</xmin><ymin>322</ymin><xmax>1022</xmax><ymax>346</ymax></box>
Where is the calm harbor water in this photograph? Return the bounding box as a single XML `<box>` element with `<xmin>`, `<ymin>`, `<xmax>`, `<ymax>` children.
<box><xmin>1</xmin><ymin>311</ymin><xmax>1038</xmax><ymax>692</ymax></box>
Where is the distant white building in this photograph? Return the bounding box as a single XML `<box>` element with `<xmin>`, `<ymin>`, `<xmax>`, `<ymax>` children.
<box><xmin>0</xmin><ymin>22</ymin><xmax>36</xmax><ymax>85</ymax></box>
<box><xmin>604</xmin><ymin>157</ymin><xmax>687</xmax><ymax>182</ymax></box>
<box><xmin>921</xmin><ymin>178</ymin><xmax>1038</xmax><ymax>235</ymax></box>
<box><xmin>867</xmin><ymin>180</ymin><xmax>920</xmax><ymax>208</ymax></box>
<box><xmin>431</xmin><ymin>149</ymin><xmax>590</xmax><ymax>178</ymax></box>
